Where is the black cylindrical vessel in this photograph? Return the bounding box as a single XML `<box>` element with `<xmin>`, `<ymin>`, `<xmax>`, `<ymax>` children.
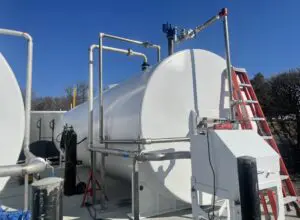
<box><xmin>61</xmin><ymin>127</ymin><xmax>77</xmax><ymax>196</ymax></box>
<box><xmin>31</xmin><ymin>177</ymin><xmax>64</xmax><ymax>220</ymax></box>
<box><xmin>237</xmin><ymin>156</ymin><xmax>261</xmax><ymax>220</ymax></box>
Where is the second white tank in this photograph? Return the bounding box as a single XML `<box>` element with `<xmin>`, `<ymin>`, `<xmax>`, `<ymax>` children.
<box><xmin>55</xmin><ymin>49</ymin><xmax>232</xmax><ymax>203</ymax></box>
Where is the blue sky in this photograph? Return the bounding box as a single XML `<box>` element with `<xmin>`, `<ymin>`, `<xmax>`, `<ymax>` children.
<box><xmin>1</xmin><ymin>0</ymin><xmax>299</xmax><ymax>97</ymax></box>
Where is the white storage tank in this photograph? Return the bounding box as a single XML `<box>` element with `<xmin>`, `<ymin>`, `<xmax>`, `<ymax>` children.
<box><xmin>0</xmin><ymin>53</ymin><xmax>25</xmax><ymax>191</ymax></box>
<box><xmin>54</xmin><ymin>49</ymin><xmax>232</xmax><ymax>204</ymax></box>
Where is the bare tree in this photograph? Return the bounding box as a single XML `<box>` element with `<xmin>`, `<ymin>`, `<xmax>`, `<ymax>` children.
<box><xmin>65</xmin><ymin>81</ymin><xmax>89</xmax><ymax>107</ymax></box>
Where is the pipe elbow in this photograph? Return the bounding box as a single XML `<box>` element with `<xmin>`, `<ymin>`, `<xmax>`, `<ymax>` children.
<box><xmin>23</xmin><ymin>32</ymin><xmax>33</xmax><ymax>42</ymax></box>
<box><xmin>142</xmin><ymin>55</ymin><xmax>148</xmax><ymax>63</ymax></box>
<box><xmin>23</xmin><ymin>157</ymin><xmax>47</xmax><ymax>175</ymax></box>
<box><xmin>89</xmin><ymin>44</ymin><xmax>99</xmax><ymax>52</ymax></box>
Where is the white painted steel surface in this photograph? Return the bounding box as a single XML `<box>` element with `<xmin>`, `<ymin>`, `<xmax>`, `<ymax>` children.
<box><xmin>54</xmin><ymin>49</ymin><xmax>232</xmax><ymax>204</ymax></box>
<box><xmin>0</xmin><ymin>53</ymin><xmax>25</xmax><ymax>190</ymax></box>
<box><xmin>190</xmin><ymin>129</ymin><xmax>282</xmax><ymax>219</ymax></box>
<box><xmin>30</xmin><ymin>111</ymin><xmax>65</xmax><ymax>143</ymax></box>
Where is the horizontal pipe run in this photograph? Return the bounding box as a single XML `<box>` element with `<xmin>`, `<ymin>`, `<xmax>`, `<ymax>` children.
<box><xmin>145</xmin><ymin>137</ymin><xmax>190</xmax><ymax>144</ymax></box>
<box><xmin>175</xmin><ymin>8</ymin><xmax>227</xmax><ymax>44</ymax></box>
<box><xmin>101</xmin><ymin>33</ymin><xmax>161</xmax><ymax>62</ymax></box>
<box><xmin>103</xmin><ymin>46</ymin><xmax>148</xmax><ymax>63</ymax></box>
<box><xmin>102</xmin><ymin>33</ymin><xmax>160</xmax><ymax>49</ymax></box>
<box><xmin>89</xmin><ymin>147</ymin><xmax>137</xmax><ymax>158</ymax></box>
<box><xmin>137</xmin><ymin>151</ymin><xmax>190</xmax><ymax>162</ymax></box>
<box><xmin>0</xmin><ymin>29</ymin><xmax>31</xmax><ymax>40</ymax></box>
<box><xmin>89</xmin><ymin>147</ymin><xmax>190</xmax><ymax>162</ymax></box>
<box><xmin>193</xmin><ymin>15</ymin><xmax>221</xmax><ymax>34</ymax></box>
<box><xmin>176</xmin><ymin>14</ymin><xmax>221</xmax><ymax>43</ymax></box>
<box><xmin>101</xmin><ymin>137</ymin><xmax>190</xmax><ymax>145</ymax></box>
<box><xmin>89</xmin><ymin>44</ymin><xmax>148</xmax><ymax>63</ymax></box>
<box><xmin>0</xmin><ymin>156</ymin><xmax>46</xmax><ymax>177</ymax></box>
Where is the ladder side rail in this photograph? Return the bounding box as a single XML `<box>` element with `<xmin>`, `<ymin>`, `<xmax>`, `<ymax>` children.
<box><xmin>241</xmin><ymin>73</ymin><xmax>273</xmax><ymax>136</ymax></box>
<box><xmin>232</xmin><ymin>76</ymin><xmax>247</xmax><ymax>129</ymax></box>
<box><xmin>238</xmin><ymin>72</ymin><xmax>271</xmax><ymax>137</ymax></box>
<box><xmin>232</xmin><ymin>72</ymin><xmax>253</xmax><ymax>129</ymax></box>
<box><xmin>240</xmin><ymin>71</ymin><xmax>299</xmax><ymax>200</ymax></box>
<box><xmin>237</xmin><ymin>72</ymin><xmax>257</xmax><ymax>115</ymax></box>
<box><xmin>237</xmin><ymin>73</ymin><xmax>264</xmax><ymax>133</ymax></box>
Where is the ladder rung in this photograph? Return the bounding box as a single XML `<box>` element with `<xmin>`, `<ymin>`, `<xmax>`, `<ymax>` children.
<box><xmin>283</xmin><ymin>196</ymin><xmax>297</xmax><ymax>204</ymax></box>
<box><xmin>251</xmin><ymin>117</ymin><xmax>265</xmax><ymax>121</ymax></box>
<box><xmin>233</xmin><ymin>67</ymin><xmax>247</xmax><ymax>73</ymax></box>
<box><xmin>245</xmin><ymin>100</ymin><xmax>258</xmax><ymax>104</ymax></box>
<box><xmin>262</xmin><ymin>136</ymin><xmax>273</xmax><ymax>140</ymax></box>
<box><xmin>239</xmin><ymin>83</ymin><xmax>251</xmax><ymax>87</ymax></box>
<box><xmin>232</xmin><ymin>100</ymin><xmax>258</xmax><ymax>105</ymax></box>
<box><xmin>280</xmin><ymin>175</ymin><xmax>289</xmax><ymax>180</ymax></box>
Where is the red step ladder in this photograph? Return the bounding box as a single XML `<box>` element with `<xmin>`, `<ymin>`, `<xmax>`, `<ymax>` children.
<box><xmin>81</xmin><ymin>170</ymin><xmax>108</xmax><ymax>207</ymax></box>
<box><xmin>231</xmin><ymin>67</ymin><xmax>300</xmax><ymax>218</ymax></box>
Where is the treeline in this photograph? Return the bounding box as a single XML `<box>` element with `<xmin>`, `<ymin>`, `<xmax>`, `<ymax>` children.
<box><xmin>251</xmin><ymin>69</ymin><xmax>300</xmax><ymax>148</ymax></box>
<box><xmin>28</xmin><ymin>82</ymin><xmax>89</xmax><ymax>111</ymax></box>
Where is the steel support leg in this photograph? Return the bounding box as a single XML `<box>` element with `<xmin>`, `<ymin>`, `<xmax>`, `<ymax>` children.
<box><xmin>267</xmin><ymin>190</ymin><xmax>278</xmax><ymax>220</ymax></box>
<box><xmin>24</xmin><ymin>174</ymin><xmax>29</xmax><ymax>211</ymax></box>
<box><xmin>132</xmin><ymin>158</ymin><xmax>139</xmax><ymax>220</ymax></box>
<box><xmin>223</xmin><ymin>13</ymin><xmax>235</xmax><ymax>121</ymax></box>
<box><xmin>91</xmin><ymin>151</ymin><xmax>96</xmax><ymax>205</ymax></box>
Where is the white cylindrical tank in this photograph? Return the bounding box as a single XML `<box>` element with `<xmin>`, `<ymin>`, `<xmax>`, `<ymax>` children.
<box><xmin>0</xmin><ymin>53</ymin><xmax>25</xmax><ymax>191</ymax></box>
<box><xmin>55</xmin><ymin>49</ymin><xmax>233</xmax><ymax>204</ymax></box>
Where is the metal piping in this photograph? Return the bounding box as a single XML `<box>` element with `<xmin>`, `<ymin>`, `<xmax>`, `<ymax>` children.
<box><xmin>99</xmin><ymin>35</ymin><xmax>104</xmax><ymax>144</ymax></box>
<box><xmin>88</xmin><ymin>44</ymin><xmax>97</xmax><ymax>205</ymax></box>
<box><xmin>98</xmin><ymin>32</ymin><xmax>161</xmax><ymax>145</ymax></box>
<box><xmin>0</xmin><ymin>29</ymin><xmax>32</xmax><ymax>156</ymax></box>
<box><xmin>101</xmin><ymin>137</ymin><xmax>190</xmax><ymax>145</ymax></box>
<box><xmin>168</xmin><ymin>38</ymin><xmax>174</xmax><ymax>56</ymax></box>
<box><xmin>161</xmin><ymin>8</ymin><xmax>235</xmax><ymax>120</ymax></box>
<box><xmin>103</xmin><ymin>46</ymin><xmax>148</xmax><ymax>63</ymax></box>
<box><xmin>176</xmin><ymin>14</ymin><xmax>221</xmax><ymax>43</ymax></box>
<box><xmin>222</xmin><ymin>9</ymin><xmax>235</xmax><ymax>120</ymax></box>
<box><xmin>89</xmin><ymin>43</ymin><xmax>150</xmax><ymax>148</ymax></box>
<box><xmin>101</xmin><ymin>33</ymin><xmax>161</xmax><ymax>62</ymax></box>
<box><xmin>137</xmin><ymin>151</ymin><xmax>190</xmax><ymax>162</ymax></box>
<box><xmin>0</xmin><ymin>28</ymin><xmax>47</xmax><ymax>211</ymax></box>
<box><xmin>90</xmin><ymin>147</ymin><xmax>137</xmax><ymax>158</ymax></box>
<box><xmin>90</xmin><ymin>41</ymin><xmax>150</xmax><ymax>205</ymax></box>
<box><xmin>89</xmin><ymin>147</ymin><xmax>190</xmax><ymax>162</ymax></box>
<box><xmin>0</xmin><ymin>157</ymin><xmax>46</xmax><ymax>177</ymax></box>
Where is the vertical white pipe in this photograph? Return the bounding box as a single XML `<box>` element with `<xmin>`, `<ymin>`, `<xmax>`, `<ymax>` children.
<box><xmin>99</xmin><ymin>34</ymin><xmax>104</xmax><ymax>143</ymax></box>
<box><xmin>88</xmin><ymin>45</ymin><xmax>96</xmax><ymax>153</ymax></box>
<box><xmin>0</xmin><ymin>29</ymin><xmax>44</xmax><ymax>211</ymax></box>
<box><xmin>23</xmin><ymin>33</ymin><xmax>33</xmax><ymax>211</ymax></box>
<box><xmin>24</xmin><ymin>174</ymin><xmax>29</xmax><ymax>211</ymax></box>
<box><xmin>23</xmin><ymin>33</ymin><xmax>33</xmax><ymax>156</ymax></box>
<box><xmin>89</xmin><ymin>44</ymin><xmax>97</xmax><ymax>205</ymax></box>
<box><xmin>156</xmin><ymin>46</ymin><xmax>161</xmax><ymax>62</ymax></box>
<box><xmin>223</xmin><ymin>12</ymin><xmax>235</xmax><ymax>121</ymax></box>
